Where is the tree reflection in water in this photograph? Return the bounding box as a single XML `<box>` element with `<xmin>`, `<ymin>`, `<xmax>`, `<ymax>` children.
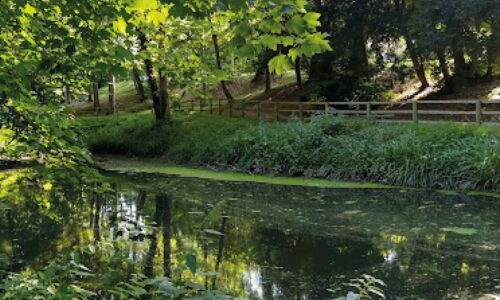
<box><xmin>0</xmin><ymin>169</ymin><xmax>499</xmax><ymax>299</ymax></box>
<box><xmin>144</xmin><ymin>193</ymin><xmax>172</xmax><ymax>278</ymax></box>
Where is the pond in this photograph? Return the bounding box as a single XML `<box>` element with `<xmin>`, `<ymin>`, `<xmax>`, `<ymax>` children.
<box><xmin>0</xmin><ymin>168</ymin><xmax>499</xmax><ymax>299</ymax></box>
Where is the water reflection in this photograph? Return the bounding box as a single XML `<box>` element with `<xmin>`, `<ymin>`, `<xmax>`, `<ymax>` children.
<box><xmin>144</xmin><ymin>193</ymin><xmax>172</xmax><ymax>278</ymax></box>
<box><xmin>0</xmin><ymin>169</ymin><xmax>499</xmax><ymax>299</ymax></box>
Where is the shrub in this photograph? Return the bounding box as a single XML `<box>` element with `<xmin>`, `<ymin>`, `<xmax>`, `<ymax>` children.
<box><xmin>77</xmin><ymin>113</ymin><xmax>170</xmax><ymax>156</ymax></box>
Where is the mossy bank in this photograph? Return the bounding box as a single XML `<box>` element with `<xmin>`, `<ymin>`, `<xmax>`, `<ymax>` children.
<box><xmin>77</xmin><ymin>113</ymin><xmax>500</xmax><ymax>192</ymax></box>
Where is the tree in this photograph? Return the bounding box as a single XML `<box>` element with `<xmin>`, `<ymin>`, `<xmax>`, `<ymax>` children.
<box><xmin>0</xmin><ymin>0</ymin><xmax>121</xmax><ymax>168</ymax></box>
<box><xmin>396</xmin><ymin>0</ymin><xmax>429</xmax><ymax>89</ymax></box>
<box><xmin>231</xmin><ymin>0</ymin><xmax>331</xmax><ymax>76</ymax></box>
<box><xmin>1</xmin><ymin>0</ymin><xmax>331</xmax><ymax>166</ymax></box>
<box><xmin>108</xmin><ymin>74</ymin><xmax>116</xmax><ymax>114</ymax></box>
<box><xmin>132</xmin><ymin>67</ymin><xmax>147</xmax><ymax>101</ymax></box>
<box><xmin>93</xmin><ymin>78</ymin><xmax>100</xmax><ymax>112</ymax></box>
<box><xmin>138</xmin><ymin>31</ymin><xmax>163</xmax><ymax>120</ymax></box>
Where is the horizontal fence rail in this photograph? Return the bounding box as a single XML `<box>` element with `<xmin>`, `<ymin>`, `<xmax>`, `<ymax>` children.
<box><xmin>173</xmin><ymin>99</ymin><xmax>500</xmax><ymax>124</ymax></box>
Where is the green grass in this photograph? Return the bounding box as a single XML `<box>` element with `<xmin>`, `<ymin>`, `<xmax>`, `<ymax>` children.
<box><xmin>75</xmin><ymin>71</ymin><xmax>301</xmax><ymax>116</ymax></box>
<box><xmin>74</xmin><ymin>80</ymin><xmax>152</xmax><ymax>116</ymax></box>
<box><xmin>77</xmin><ymin>113</ymin><xmax>500</xmax><ymax>192</ymax></box>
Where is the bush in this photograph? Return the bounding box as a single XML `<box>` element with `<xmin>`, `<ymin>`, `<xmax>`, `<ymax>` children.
<box><xmin>77</xmin><ymin>113</ymin><xmax>169</xmax><ymax>156</ymax></box>
<box><xmin>78</xmin><ymin>113</ymin><xmax>500</xmax><ymax>192</ymax></box>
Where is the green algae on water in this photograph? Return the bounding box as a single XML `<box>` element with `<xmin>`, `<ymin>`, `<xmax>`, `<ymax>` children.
<box><xmin>97</xmin><ymin>157</ymin><xmax>389</xmax><ymax>189</ymax></box>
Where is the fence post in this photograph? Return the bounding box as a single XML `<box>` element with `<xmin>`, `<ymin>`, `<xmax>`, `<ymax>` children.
<box><xmin>299</xmin><ymin>102</ymin><xmax>304</xmax><ymax>121</ymax></box>
<box><xmin>209</xmin><ymin>99</ymin><xmax>213</xmax><ymax>115</ymax></box>
<box><xmin>218</xmin><ymin>99</ymin><xmax>222</xmax><ymax>115</ymax></box>
<box><xmin>191</xmin><ymin>100</ymin><xmax>194</xmax><ymax>112</ymax></box>
<box><xmin>412</xmin><ymin>101</ymin><xmax>418</xmax><ymax>123</ymax></box>
<box><xmin>475</xmin><ymin>100</ymin><xmax>482</xmax><ymax>124</ymax></box>
<box><xmin>229</xmin><ymin>101</ymin><xmax>233</xmax><ymax>117</ymax></box>
<box><xmin>366</xmin><ymin>102</ymin><xmax>372</xmax><ymax>119</ymax></box>
<box><xmin>324</xmin><ymin>102</ymin><xmax>328</xmax><ymax>114</ymax></box>
<box><xmin>274</xmin><ymin>102</ymin><xmax>279</xmax><ymax>122</ymax></box>
<box><xmin>199</xmin><ymin>99</ymin><xmax>203</xmax><ymax>113</ymax></box>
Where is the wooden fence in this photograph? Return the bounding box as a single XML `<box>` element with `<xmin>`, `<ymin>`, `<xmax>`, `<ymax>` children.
<box><xmin>173</xmin><ymin>99</ymin><xmax>500</xmax><ymax>124</ymax></box>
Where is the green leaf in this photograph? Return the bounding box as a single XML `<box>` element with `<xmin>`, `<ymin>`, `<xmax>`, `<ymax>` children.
<box><xmin>23</xmin><ymin>4</ymin><xmax>37</xmax><ymax>16</ymax></box>
<box><xmin>281</xmin><ymin>36</ymin><xmax>294</xmax><ymax>47</ymax></box>
<box><xmin>298</xmin><ymin>32</ymin><xmax>332</xmax><ymax>57</ymax></box>
<box><xmin>288</xmin><ymin>48</ymin><xmax>301</xmax><ymax>62</ymax></box>
<box><xmin>235</xmin><ymin>44</ymin><xmax>256</xmax><ymax>57</ymax></box>
<box><xmin>259</xmin><ymin>20</ymin><xmax>283</xmax><ymax>34</ymax></box>
<box><xmin>112</xmin><ymin>17</ymin><xmax>127</xmax><ymax>35</ymax></box>
<box><xmin>185</xmin><ymin>254</ymin><xmax>197</xmax><ymax>274</ymax></box>
<box><xmin>147</xmin><ymin>10</ymin><xmax>167</xmax><ymax>25</ymax></box>
<box><xmin>260</xmin><ymin>35</ymin><xmax>280</xmax><ymax>51</ymax></box>
<box><xmin>268</xmin><ymin>54</ymin><xmax>292</xmax><ymax>75</ymax></box>
<box><xmin>286</xmin><ymin>15</ymin><xmax>306</xmax><ymax>35</ymax></box>
<box><xmin>303</xmin><ymin>12</ymin><xmax>321</xmax><ymax>29</ymax></box>
<box><xmin>131</xmin><ymin>0</ymin><xmax>158</xmax><ymax>11</ymax></box>
<box><xmin>234</xmin><ymin>23</ymin><xmax>252</xmax><ymax>36</ymax></box>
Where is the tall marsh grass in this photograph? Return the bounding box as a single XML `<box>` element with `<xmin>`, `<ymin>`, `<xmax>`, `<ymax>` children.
<box><xmin>78</xmin><ymin>113</ymin><xmax>500</xmax><ymax>191</ymax></box>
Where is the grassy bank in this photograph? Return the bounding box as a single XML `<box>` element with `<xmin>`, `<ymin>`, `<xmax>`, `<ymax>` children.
<box><xmin>77</xmin><ymin>113</ymin><xmax>500</xmax><ymax>192</ymax></box>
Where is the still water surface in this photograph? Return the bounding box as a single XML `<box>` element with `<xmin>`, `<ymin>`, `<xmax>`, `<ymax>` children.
<box><xmin>1</xmin><ymin>169</ymin><xmax>499</xmax><ymax>299</ymax></box>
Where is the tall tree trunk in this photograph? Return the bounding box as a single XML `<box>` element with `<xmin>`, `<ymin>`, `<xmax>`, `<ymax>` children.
<box><xmin>108</xmin><ymin>74</ymin><xmax>116</xmax><ymax>115</ymax></box>
<box><xmin>352</xmin><ymin>33</ymin><xmax>368</xmax><ymax>77</ymax></box>
<box><xmin>265</xmin><ymin>65</ymin><xmax>272</xmax><ymax>92</ymax></box>
<box><xmin>92</xmin><ymin>78</ymin><xmax>100</xmax><ymax>113</ymax></box>
<box><xmin>133</xmin><ymin>68</ymin><xmax>146</xmax><ymax>101</ymax></box>
<box><xmin>93</xmin><ymin>192</ymin><xmax>102</xmax><ymax>242</ymax></box>
<box><xmin>253</xmin><ymin>51</ymin><xmax>273</xmax><ymax>83</ymax></box>
<box><xmin>63</xmin><ymin>85</ymin><xmax>71</xmax><ymax>104</ymax></box>
<box><xmin>212</xmin><ymin>34</ymin><xmax>234</xmax><ymax>102</ymax></box>
<box><xmin>453</xmin><ymin>48</ymin><xmax>467</xmax><ymax>79</ymax></box>
<box><xmin>200</xmin><ymin>46</ymin><xmax>209</xmax><ymax>93</ymax></box>
<box><xmin>88</xmin><ymin>84</ymin><xmax>93</xmax><ymax>103</ymax></box>
<box><xmin>211</xmin><ymin>216</ymin><xmax>228</xmax><ymax>289</ymax></box>
<box><xmin>144</xmin><ymin>193</ymin><xmax>172</xmax><ymax>279</ymax></box>
<box><xmin>350</xmin><ymin>0</ymin><xmax>368</xmax><ymax>78</ymax></box>
<box><xmin>138</xmin><ymin>33</ymin><xmax>163</xmax><ymax>120</ymax></box>
<box><xmin>295</xmin><ymin>58</ymin><xmax>302</xmax><ymax>89</ymax></box>
<box><xmin>158</xmin><ymin>70</ymin><xmax>170</xmax><ymax>122</ymax></box>
<box><xmin>308</xmin><ymin>0</ymin><xmax>334</xmax><ymax>88</ymax></box>
<box><xmin>486</xmin><ymin>26</ymin><xmax>499</xmax><ymax>79</ymax></box>
<box><xmin>397</xmin><ymin>0</ymin><xmax>428</xmax><ymax>88</ymax></box>
<box><xmin>437</xmin><ymin>49</ymin><xmax>453</xmax><ymax>93</ymax></box>
<box><xmin>133</xmin><ymin>76</ymin><xmax>138</xmax><ymax>93</ymax></box>
<box><xmin>252</xmin><ymin>66</ymin><xmax>265</xmax><ymax>83</ymax></box>
<box><xmin>406</xmin><ymin>38</ymin><xmax>429</xmax><ymax>88</ymax></box>
<box><xmin>144</xmin><ymin>225</ymin><xmax>158</xmax><ymax>279</ymax></box>
<box><xmin>160</xmin><ymin>194</ymin><xmax>172</xmax><ymax>278</ymax></box>
<box><xmin>7</xmin><ymin>210</ymin><xmax>20</xmax><ymax>272</ymax></box>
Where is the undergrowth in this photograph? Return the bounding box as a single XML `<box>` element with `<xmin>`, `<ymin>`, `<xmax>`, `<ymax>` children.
<box><xmin>77</xmin><ymin>113</ymin><xmax>500</xmax><ymax>192</ymax></box>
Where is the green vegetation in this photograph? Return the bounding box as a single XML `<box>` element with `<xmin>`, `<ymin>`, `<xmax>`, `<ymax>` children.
<box><xmin>307</xmin><ymin>0</ymin><xmax>499</xmax><ymax>100</ymax></box>
<box><xmin>79</xmin><ymin>114</ymin><xmax>500</xmax><ymax>192</ymax></box>
<box><xmin>99</xmin><ymin>157</ymin><xmax>388</xmax><ymax>189</ymax></box>
<box><xmin>0</xmin><ymin>247</ymin><xmax>229</xmax><ymax>300</ymax></box>
<box><xmin>1</xmin><ymin>0</ymin><xmax>498</xmax><ymax>299</ymax></box>
<box><xmin>1</xmin><ymin>0</ymin><xmax>331</xmax><ymax>167</ymax></box>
